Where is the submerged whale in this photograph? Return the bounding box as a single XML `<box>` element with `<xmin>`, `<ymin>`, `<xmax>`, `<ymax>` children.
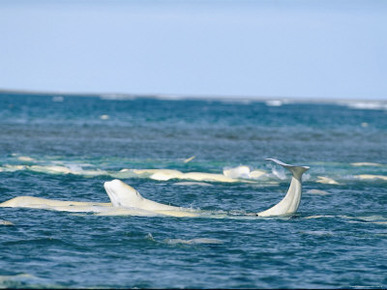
<box><xmin>0</xmin><ymin>159</ymin><xmax>309</xmax><ymax>218</ymax></box>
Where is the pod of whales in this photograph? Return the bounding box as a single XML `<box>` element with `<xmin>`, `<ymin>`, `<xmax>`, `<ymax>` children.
<box><xmin>0</xmin><ymin>159</ymin><xmax>266</xmax><ymax>183</ymax></box>
<box><xmin>2</xmin><ymin>156</ymin><xmax>384</xmax><ymax>185</ymax></box>
<box><xmin>0</xmin><ymin>159</ymin><xmax>309</xmax><ymax>218</ymax></box>
<box><xmin>123</xmin><ymin>168</ymin><xmax>257</xmax><ymax>182</ymax></box>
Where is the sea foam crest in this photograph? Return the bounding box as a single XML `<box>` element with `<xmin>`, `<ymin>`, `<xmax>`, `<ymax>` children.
<box><xmin>99</xmin><ymin>94</ymin><xmax>136</xmax><ymax>100</ymax></box>
<box><xmin>164</xmin><ymin>238</ymin><xmax>223</xmax><ymax>245</ymax></box>
<box><xmin>340</xmin><ymin>101</ymin><xmax>387</xmax><ymax>110</ymax></box>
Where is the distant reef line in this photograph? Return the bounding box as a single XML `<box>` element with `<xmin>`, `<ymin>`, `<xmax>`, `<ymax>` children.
<box><xmin>0</xmin><ymin>88</ymin><xmax>386</xmax><ymax>104</ymax></box>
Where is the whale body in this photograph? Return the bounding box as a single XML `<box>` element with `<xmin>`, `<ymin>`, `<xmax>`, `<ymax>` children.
<box><xmin>103</xmin><ymin>179</ymin><xmax>198</xmax><ymax>217</ymax></box>
<box><xmin>0</xmin><ymin>159</ymin><xmax>309</xmax><ymax>218</ymax></box>
<box><xmin>119</xmin><ymin>168</ymin><xmax>253</xmax><ymax>182</ymax></box>
<box><xmin>0</xmin><ymin>196</ymin><xmax>112</xmax><ymax>213</ymax></box>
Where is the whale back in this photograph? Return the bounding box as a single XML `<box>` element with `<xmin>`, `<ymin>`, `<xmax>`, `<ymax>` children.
<box><xmin>104</xmin><ymin>179</ymin><xmax>182</xmax><ymax>211</ymax></box>
<box><xmin>182</xmin><ymin>172</ymin><xmax>238</xmax><ymax>183</ymax></box>
<box><xmin>104</xmin><ymin>179</ymin><xmax>144</xmax><ymax>207</ymax></box>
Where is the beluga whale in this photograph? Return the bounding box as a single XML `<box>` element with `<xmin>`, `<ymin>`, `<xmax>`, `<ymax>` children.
<box><xmin>0</xmin><ymin>159</ymin><xmax>309</xmax><ymax>218</ymax></box>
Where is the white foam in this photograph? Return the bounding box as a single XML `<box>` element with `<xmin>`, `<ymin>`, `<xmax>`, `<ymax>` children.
<box><xmin>249</xmin><ymin>170</ymin><xmax>266</xmax><ymax>179</ymax></box>
<box><xmin>305</xmin><ymin>189</ymin><xmax>330</xmax><ymax>195</ymax></box>
<box><xmin>0</xmin><ymin>220</ymin><xmax>14</xmax><ymax>226</ymax></box>
<box><xmin>52</xmin><ymin>96</ymin><xmax>64</xmax><ymax>102</ymax></box>
<box><xmin>265</xmin><ymin>100</ymin><xmax>283</xmax><ymax>107</ymax></box>
<box><xmin>271</xmin><ymin>167</ymin><xmax>287</xmax><ymax>180</ymax></box>
<box><xmin>223</xmin><ymin>165</ymin><xmax>251</xmax><ymax>179</ymax></box>
<box><xmin>344</xmin><ymin>215</ymin><xmax>387</xmax><ymax>226</ymax></box>
<box><xmin>99</xmin><ymin>114</ymin><xmax>110</xmax><ymax>120</ymax></box>
<box><xmin>145</xmin><ymin>233</ymin><xmax>155</xmax><ymax>241</ymax></box>
<box><xmin>165</xmin><ymin>238</ymin><xmax>223</xmax><ymax>245</ymax></box>
<box><xmin>342</xmin><ymin>101</ymin><xmax>387</xmax><ymax>110</ymax></box>
<box><xmin>0</xmin><ymin>164</ymin><xmax>26</xmax><ymax>172</ymax></box>
<box><xmin>304</xmin><ymin>214</ymin><xmax>387</xmax><ymax>226</ymax></box>
<box><xmin>300</xmin><ymin>230</ymin><xmax>334</xmax><ymax>236</ymax></box>
<box><xmin>17</xmin><ymin>156</ymin><xmax>36</xmax><ymax>162</ymax></box>
<box><xmin>355</xmin><ymin>174</ymin><xmax>387</xmax><ymax>181</ymax></box>
<box><xmin>173</xmin><ymin>182</ymin><xmax>213</xmax><ymax>187</ymax></box>
<box><xmin>316</xmin><ymin>176</ymin><xmax>340</xmax><ymax>185</ymax></box>
<box><xmin>302</xmin><ymin>173</ymin><xmax>312</xmax><ymax>181</ymax></box>
<box><xmin>351</xmin><ymin>162</ymin><xmax>384</xmax><ymax>167</ymax></box>
<box><xmin>222</xmin><ymin>165</ymin><xmax>267</xmax><ymax>180</ymax></box>
<box><xmin>154</xmin><ymin>94</ymin><xmax>185</xmax><ymax>101</ymax></box>
<box><xmin>99</xmin><ymin>94</ymin><xmax>135</xmax><ymax>100</ymax></box>
<box><xmin>0</xmin><ymin>273</ymin><xmax>37</xmax><ymax>283</ymax></box>
<box><xmin>65</xmin><ymin>163</ymin><xmax>85</xmax><ymax>172</ymax></box>
<box><xmin>303</xmin><ymin>215</ymin><xmax>337</xmax><ymax>219</ymax></box>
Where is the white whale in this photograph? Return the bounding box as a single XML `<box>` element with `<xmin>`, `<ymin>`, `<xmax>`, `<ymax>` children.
<box><xmin>103</xmin><ymin>158</ymin><xmax>309</xmax><ymax>217</ymax></box>
<box><xmin>0</xmin><ymin>159</ymin><xmax>309</xmax><ymax>218</ymax></box>
<box><xmin>2</xmin><ymin>159</ymin><xmax>266</xmax><ymax>183</ymax></box>
<box><xmin>0</xmin><ymin>196</ymin><xmax>112</xmax><ymax>213</ymax></box>
<box><xmin>355</xmin><ymin>174</ymin><xmax>387</xmax><ymax>181</ymax></box>
<box><xmin>117</xmin><ymin>166</ymin><xmax>265</xmax><ymax>183</ymax></box>
<box><xmin>120</xmin><ymin>168</ymin><xmax>245</xmax><ymax>183</ymax></box>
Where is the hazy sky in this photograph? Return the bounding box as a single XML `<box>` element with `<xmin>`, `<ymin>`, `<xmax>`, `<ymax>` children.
<box><xmin>0</xmin><ymin>0</ymin><xmax>386</xmax><ymax>99</ymax></box>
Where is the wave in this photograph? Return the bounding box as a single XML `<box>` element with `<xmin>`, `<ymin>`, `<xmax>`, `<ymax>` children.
<box><xmin>173</xmin><ymin>182</ymin><xmax>214</xmax><ymax>187</ymax></box>
<box><xmin>303</xmin><ymin>214</ymin><xmax>387</xmax><ymax>226</ymax></box>
<box><xmin>99</xmin><ymin>94</ymin><xmax>137</xmax><ymax>101</ymax></box>
<box><xmin>355</xmin><ymin>174</ymin><xmax>387</xmax><ymax>181</ymax></box>
<box><xmin>305</xmin><ymin>189</ymin><xmax>330</xmax><ymax>195</ymax></box>
<box><xmin>145</xmin><ymin>233</ymin><xmax>223</xmax><ymax>245</ymax></box>
<box><xmin>164</xmin><ymin>238</ymin><xmax>223</xmax><ymax>245</ymax></box>
<box><xmin>0</xmin><ymin>274</ymin><xmax>41</xmax><ymax>288</ymax></box>
<box><xmin>351</xmin><ymin>162</ymin><xmax>384</xmax><ymax>167</ymax></box>
<box><xmin>0</xmin><ymin>220</ymin><xmax>14</xmax><ymax>226</ymax></box>
<box><xmin>339</xmin><ymin>100</ymin><xmax>387</xmax><ymax>111</ymax></box>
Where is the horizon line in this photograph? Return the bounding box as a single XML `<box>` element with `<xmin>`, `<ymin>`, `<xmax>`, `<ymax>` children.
<box><xmin>1</xmin><ymin>88</ymin><xmax>386</xmax><ymax>104</ymax></box>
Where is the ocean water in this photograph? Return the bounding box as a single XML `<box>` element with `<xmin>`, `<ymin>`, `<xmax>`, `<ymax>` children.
<box><xmin>0</xmin><ymin>92</ymin><xmax>386</xmax><ymax>288</ymax></box>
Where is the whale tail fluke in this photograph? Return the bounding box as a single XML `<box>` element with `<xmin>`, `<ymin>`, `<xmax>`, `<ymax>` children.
<box><xmin>265</xmin><ymin>158</ymin><xmax>309</xmax><ymax>180</ymax></box>
<box><xmin>257</xmin><ymin>158</ymin><xmax>309</xmax><ymax>217</ymax></box>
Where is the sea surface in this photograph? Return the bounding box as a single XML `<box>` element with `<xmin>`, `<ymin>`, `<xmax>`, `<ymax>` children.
<box><xmin>0</xmin><ymin>92</ymin><xmax>386</xmax><ymax>289</ymax></box>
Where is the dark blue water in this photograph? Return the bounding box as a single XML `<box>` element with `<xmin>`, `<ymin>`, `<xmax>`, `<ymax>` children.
<box><xmin>0</xmin><ymin>92</ymin><xmax>386</xmax><ymax>288</ymax></box>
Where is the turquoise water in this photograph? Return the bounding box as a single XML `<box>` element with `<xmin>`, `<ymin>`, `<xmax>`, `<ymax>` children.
<box><xmin>0</xmin><ymin>92</ymin><xmax>386</xmax><ymax>288</ymax></box>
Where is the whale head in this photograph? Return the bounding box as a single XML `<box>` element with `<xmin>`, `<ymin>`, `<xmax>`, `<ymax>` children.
<box><xmin>103</xmin><ymin>179</ymin><xmax>144</xmax><ymax>207</ymax></box>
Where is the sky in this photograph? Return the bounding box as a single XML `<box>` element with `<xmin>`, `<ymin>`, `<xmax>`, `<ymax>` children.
<box><xmin>0</xmin><ymin>0</ymin><xmax>386</xmax><ymax>100</ymax></box>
